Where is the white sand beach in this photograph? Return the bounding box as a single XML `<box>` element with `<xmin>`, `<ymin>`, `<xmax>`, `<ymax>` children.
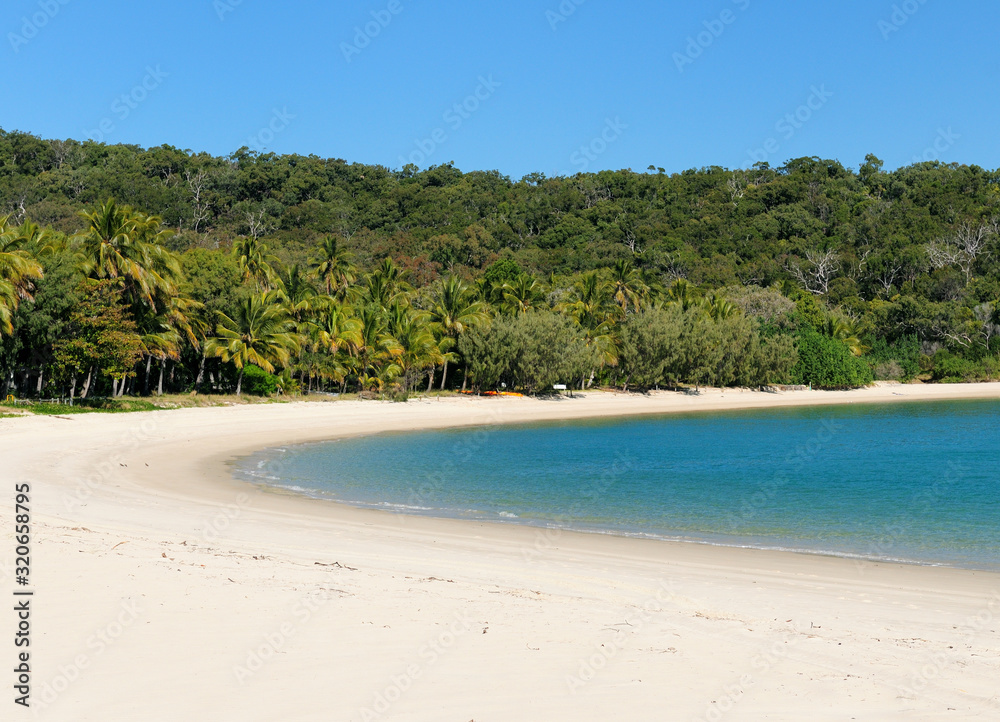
<box><xmin>3</xmin><ymin>384</ymin><xmax>1000</xmax><ymax>721</ymax></box>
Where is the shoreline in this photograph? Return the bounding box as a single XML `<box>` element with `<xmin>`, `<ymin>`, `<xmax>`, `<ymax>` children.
<box><xmin>227</xmin><ymin>383</ymin><xmax>1000</xmax><ymax>574</ymax></box>
<box><xmin>6</xmin><ymin>384</ymin><xmax>1000</xmax><ymax>720</ymax></box>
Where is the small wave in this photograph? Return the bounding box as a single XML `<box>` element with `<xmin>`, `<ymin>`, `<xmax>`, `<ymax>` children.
<box><xmin>376</xmin><ymin>502</ymin><xmax>435</xmax><ymax>512</ymax></box>
<box><xmin>498</xmin><ymin>512</ymin><xmax>519</xmax><ymax>518</ymax></box>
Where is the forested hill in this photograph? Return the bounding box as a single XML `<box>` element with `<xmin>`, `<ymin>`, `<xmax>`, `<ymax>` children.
<box><xmin>3</xmin><ymin>128</ymin><xmax>997</xmax><ymax>288</ymax></box>
<box><xmin>2</xmin><ymin>127</ymin><xmax>1000</xmax><ymax>400</ymax></box>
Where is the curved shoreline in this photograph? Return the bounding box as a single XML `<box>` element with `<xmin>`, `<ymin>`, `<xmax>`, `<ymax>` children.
<box><xmin>6</xmin><ymin>385</ymin><xmax>1000</xmax><ymax>720</ymax></box>
<box><xmin>228</xmin><ymin>386</ymin><xmax>1000</xmax><ymax>574</ymax></box>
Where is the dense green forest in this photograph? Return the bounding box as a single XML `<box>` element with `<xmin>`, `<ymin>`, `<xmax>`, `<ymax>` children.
<box><xmin>2</xmin><ymin>127</ymin><xmax>999</xmax><ymax>400</ymax></box>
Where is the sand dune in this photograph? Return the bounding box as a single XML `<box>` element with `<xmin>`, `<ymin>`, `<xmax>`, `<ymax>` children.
<box><xmin>3</xmin><ymin>385</ymin><xmax>1000</xmax><ymax>721</ymax></box>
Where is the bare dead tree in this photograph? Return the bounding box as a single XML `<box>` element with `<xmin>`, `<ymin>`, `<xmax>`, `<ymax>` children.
<box><xmin>872</xmin><ymin>261</ymin><xmax>903</xmax><ymax>297</ymax></box>
<box><xmin>245</xmin><ymin>210</ymin><xmax>275</xmax><ymax>241</ymax></box>
<box><xmin>847</xmin><ymin>246</ymin><xmax>875</xmax><ymax>282</ymax></box>
<box><xmin>186</xmin><ymin>170</ymin><xmax>211</xmax><ymax>233</ymax></box>
<box><xmin>926</xmin><ymin>240</ymin><xmax>963</xmax><ymax>270</ymax></box>
<box><xmin>726</xmin><ymin>171</ymin><xmax>747</xmax><ymax>207</ymax></box>
<box><xmin>616</xmin><ymin>212</ymin><xmax>639</xmax><ymax>254</ymax></box>
<box><xmin>787</xmin><ymin>249</ymin><xmax>840</xmax><ymax>295</ymax></box>
<box><xmin>336</xmin><ymin>209</ymin><xmax>360</xmax><ymax>242</ymax></box>
<box><xmin>658</xmin><ymin>252</ymin><xmax>687</xmax><ymax>283</ymax></box>
<box><xmin>974</xmin><ymin>303</ymin><xmax>1000</xmax><ymax>349</ymax></box>
<box><xmin>927</xmin><ymin>220</ymin><xmax>995</xmax><ymax>284</ymax></box>
<box><xmin>7</xmin><ymin>195</ymin><xmax>28</xmax><ymax>224</ymax></box>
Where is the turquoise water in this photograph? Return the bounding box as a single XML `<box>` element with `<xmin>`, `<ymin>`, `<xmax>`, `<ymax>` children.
<box><xmin>234</xmin><ymin>399</ymin><xmax>1000</xmax><ymax>570</ymax></box>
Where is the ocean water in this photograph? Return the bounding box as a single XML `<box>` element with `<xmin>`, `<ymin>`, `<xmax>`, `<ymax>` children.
<box><xmin>233</xmin><ymin>399</ymin><xmax>1000</xmax><ymax>570</ymax></box>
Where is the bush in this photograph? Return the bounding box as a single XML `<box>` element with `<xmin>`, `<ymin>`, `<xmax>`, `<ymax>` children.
<box><xmin>865</xmin><ymin>334</ymin><xmax>921</xmax><ymax>381</ymax></box>
<box><xmin>873</xmin><ymin>360</ymin><xmax>905</xmax><ymax>381</ymax></box>
<box><xmin>793</xmin><ymin>329</ymin><xmax>873</xmax><ymax>389</ymax></box>
<box><xmin>241</xmin><ymin>364</ymin><xmax>279</xmax><ymax>396</ymax></box>
<box><xmin>458</xmin><ymin>311</ymin><xmax>594</xmax><ymax>393</ymax></box>
<box><xmin>929</xmin><ymin>351</ymin><xmax>999</xmax><ymax>383</ymax></box>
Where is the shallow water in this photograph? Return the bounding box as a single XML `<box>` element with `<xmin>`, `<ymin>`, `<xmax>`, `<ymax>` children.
<box><xmin>233</xmin><ymin>399</ymin><xmax>1000</xmax><ymax>571</ymax></box>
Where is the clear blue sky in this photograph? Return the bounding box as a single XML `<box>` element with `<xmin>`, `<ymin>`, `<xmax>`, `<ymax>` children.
<box><xmin>2</xmin><ymin>0</ymin><xmax>997</xmax><ymax>178</ymax></box>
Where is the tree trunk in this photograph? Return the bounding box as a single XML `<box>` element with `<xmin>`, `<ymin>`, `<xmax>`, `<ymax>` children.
<box><xmin>112</xmin><ymin>377</ymin><xmax>119</xmax><ymax>397</ymax></box>
<box><xmin>69</xmin><ymin>376</ymin><xmax>77</xmax><ymax>406</ymax></box>
<box><xmin>157</xmin><ymin>358</ymin><xmax>165</xmax><ymax>395</ymax></box>
<box><xmin>169</xmin><ymin>362</ymin><xmax>175</xmax><ymax>386</ymax></box>
<box><xmin>461</xmin><ymin>368</ymin><xmax>467</xmax><ymax>393</ymax></box>
<box><xmin>236</xmin><ymin>366</ymin><xmax>245</xmax><ymax>396</ymax></box>
<box><xmin>144</xmin><ymin>356</ymin><xmax>153</xmax><ymax>395</ymax></box>
<box><xmin>439</xmin><ymin>360</ymin><xmax>449</xmax><ymax>391</ymax></box>
<box><xmin>195</xmin><ymin>352</ymin><xmax>206</xmax><ymax>389</ymax></box>
<box><xmin>81</xmin><ymin>366</ymin><xmax>93</xmax><ymax>399</ymax></box>
<box><xmin>36</xmin><ymin>366</ymin><xmax>44</xmax><ymax>397</ymax></box>
<box><xmin>427</xmin><ymin>368</ymin><xmax>435</xmax><ymax>392</ymax></box>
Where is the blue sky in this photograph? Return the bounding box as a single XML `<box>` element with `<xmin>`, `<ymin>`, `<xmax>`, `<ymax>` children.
<box><xmin>2</xmin><ymin>0</ymin><xmax>996</xmax><ymax>178</ymax></box>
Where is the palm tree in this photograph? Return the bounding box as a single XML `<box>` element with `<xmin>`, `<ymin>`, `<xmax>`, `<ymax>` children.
<box><xmin>140</xmin><ymin>325</ymin><xmax>181</xmax><ymax>396</ymax></box>
<box><xmin>0</xmin><ymin>216</ymin><xmax>44</xmax><ymax>335</ymax></box>
<box><xmin>75</xmin><ymin>199</ymin><xmax>180</xmax><ymax>309</ymax></box>
<box><xmin>390</xmin><ymin>309</ymin><xmax>444</xmax><ymax>393</ymax></box>
<box><xmin>353</xmin><ymin>305</ymin><xmax>401</xmax><ymax>394</ymax></box>
<box><xmin>560</xmin><ymin>272</ymin><xmax>619</xmax><ymax>387</ymax></box>
<box><xmin>427</xmin><ymin>276</ymin><xmax>488</xmax><ymax>389</ymax></box>
<box><xmin>302</xmin><ymin>301</ymin><xmax>362</xmax><ymax>392</ymax></box>
<box><xmin>665</xmin><ymin>279</ymin><xmax>700</xmax><ymax>312</ymax></box>
<box><xmin>364</xmin><ymin>257</ymin><xmax>410</xmax><ymax>309</ymax></box>
<box><xmin>206</xmin><ymin>293</ymin><xmax>299</xmax><ymax>395</ymax></box>
<box><xmin>310</xmin><ymin>236</ymin><xmax>357</xmax><ymax>298</ymax></box>
<box><xmin>501</xmin><ymin>275</ymin><xmax>545</xmax><ymax>315</ymax></box>
<box><xmin>823</xmin><ymin>315</ymin><xmax>867</xmax><ymax>356</ymax></box>
<box><xmin>232</xmin><ymin>236</ymin><xmax>278</xmax><ymax>291</ymax></box>
<box><xmin>703</xmin><ymin>293</ymin><xmax>740</xmax><ymax>321</ymax></box>
<box><xmin>609</xmin><ymin>259</ymin><xmax>646</xmax><ymax>316</ymax></box>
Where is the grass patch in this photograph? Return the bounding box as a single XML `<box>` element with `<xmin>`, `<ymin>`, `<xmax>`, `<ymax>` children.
<box><xmin>0</xmin><ymin>398</ymin><xmax>161</xmax><ymax>415</ymax></box>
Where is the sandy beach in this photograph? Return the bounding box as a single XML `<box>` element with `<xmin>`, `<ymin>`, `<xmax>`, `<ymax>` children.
<box><xmin>3</xmin><ymin>384</ymin><xmax>1000</xmax><ymax>721</ymax></box>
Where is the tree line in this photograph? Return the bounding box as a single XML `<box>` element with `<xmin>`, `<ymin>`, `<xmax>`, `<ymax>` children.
<box><xmin>2</xmin><ymin>129</ymin><xmax>1000</xmax><ymax>397</ymax></box>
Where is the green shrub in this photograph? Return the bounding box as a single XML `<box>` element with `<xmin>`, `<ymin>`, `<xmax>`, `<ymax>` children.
<box><xmin>865</xmin><ymin>334</ymin><xmax>921</xmax><ymax>381</ymax></box>
<box><xmin>929</xmin><ymin>351</ymin><xmax>999</xmax><ymax>383</ymax></box>
<box><xmin>793</xmin><ymin>329</ymin><xmax>873</xmax><ymax>389</ymax></box>
<box><xmin>241</xmin><ymin>364</ymin><xmax>279</xmax><ymax>396</ymax></box>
